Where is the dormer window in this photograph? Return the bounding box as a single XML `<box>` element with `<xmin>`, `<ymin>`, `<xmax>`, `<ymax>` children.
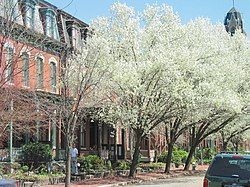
<box><xmin>41</xmin><ymin>9</ymin><xmax>59</xmax><ymax>40</ymax></box>
<box><xmin>66</xmin><ymin>21</ymin><xmax>82</xmax><ymax>48</ymax></box>
<box><xmin>3</xmin><ymin>0</ymin><xmax>17</xmax><ymax>21</ymax></box>
<box><xmin>23</xmin><ymin>0</ymin><xmax>37</xmax><ymax>30</ymax></box>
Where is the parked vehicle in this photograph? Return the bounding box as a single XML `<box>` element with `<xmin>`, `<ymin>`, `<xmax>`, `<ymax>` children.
<box><xmin>203</xmin><ymin>152</ymin><xmax>250</xmax><ymax>187</ymax></box>
<box><xmin>0</xmin><ymin>175</ymin><xmax>16</xmax><ymax>187</ymax></box>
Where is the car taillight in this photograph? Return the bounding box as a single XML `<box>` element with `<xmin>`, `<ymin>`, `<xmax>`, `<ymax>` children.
<box><xmin>203</xmin><ymin>178</ymin><xmax>209</xmax><ymax>187</ymax></box>
<box><xmin>232</xmin><ymin>156</ymin><xmax>243</xmax><ymax>159</ymax></box>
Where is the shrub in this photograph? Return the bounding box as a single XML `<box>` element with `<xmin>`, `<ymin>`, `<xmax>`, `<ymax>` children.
<box><xmin>106</xmin><ymin>160</ymin><xmax>112</xmax><ymax>170</ymax></box>
<box><xmin>139</xmin><ymin>162</ymin><xmax>165</xmax><ymax>171</ymax></box>
<box><xmin>0</xmin><ymin>163</ymin><xmax>11</xmax><ymax>174</ymax></box>
<box><xmin>21</xmin><ymin>142</ymin><xmax>52</xmax><ymax>163</ymax></box>
<box><xmin>203</xmin><ymin>158</ymin><xmax>212</xmax><ymax>164</ymax></box>
<box><xmin>195</xmin><ymin>147</ymin><xmax>216</xmax><ymax>164</ymax></box>
<box><xmin>11</xmin><ymin>162</ymin><xmax>21</xmax><ymax>170</ymax></box>
<box><xmin>78</xmin><ymin>155</ymin><xmax>105</xmax><ymax>172</ymax></box>
<box><xmin>158</xmin><ymin>151</ymin><xmax>167</xmax><ymax>162</ymax></box>
<box><xmin>0</xmin><ymin>164</ymin><xmax>3</xmax><ymax>174</ymax></box>
<box><xmin>21</xmin><ymin>165</ymin><xmax>29</xmax><ymax>173</ymax></box>
<box><xmin>115</xmin><ymin>161</ymin><xmax>130</xmax><ymax>170</ymax></box>
<box><xmin>172</xmin><ymin>148</ymin><xmax>188</xmax><ymax>167</ymax></box>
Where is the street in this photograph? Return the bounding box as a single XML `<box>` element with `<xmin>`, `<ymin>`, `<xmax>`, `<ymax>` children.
<box><xmin>128</xmin><ymin>176</ymin><xmax>204</xmax><ymax>187</ymax></box>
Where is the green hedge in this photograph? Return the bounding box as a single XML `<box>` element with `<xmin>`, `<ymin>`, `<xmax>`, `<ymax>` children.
<box><xmin>78</xmin><ymin>155</ymin><xmax>105</xmax><ymax>172</ymax></box>
<box><xmin>115</xmin><ymin>160</ymin><xmax>130</xmax><ymax>170</ymax></box>
<box><xmin>21</xmin><ymin>143</ymin><xmax>52</xmax><ymax>164</ymax></box>
<box><xmin>158</xmin><ymin>147</ymin><xmax>188</xmax><ymax>167</ymax></box>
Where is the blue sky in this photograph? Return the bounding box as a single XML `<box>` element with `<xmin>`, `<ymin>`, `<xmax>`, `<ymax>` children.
<box><xmin>48</xmin><ymin>0</ymin><xmax>250</xmax><ymax>35</ymax></box>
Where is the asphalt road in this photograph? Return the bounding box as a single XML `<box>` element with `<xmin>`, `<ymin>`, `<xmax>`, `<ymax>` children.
<box><xmin>128</xmin><ymin>176</ymin><xmax>204</xmax><ymax>187</ymax></box>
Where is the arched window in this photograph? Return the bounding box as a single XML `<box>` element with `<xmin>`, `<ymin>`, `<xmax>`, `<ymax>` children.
<box><xmin>22</xmin><ymin>52</ymin><xmax>29</xmax><ymax>87</ymax></box>
<box><xmin>41</xmin><ymin>8</ymin><xmax>59</xmax><ymax>40</ymax></box>
<box><xmin>80</xmin><ymin>124</ymin><xmax>86</xmax><ymax>148</ymax></box>
<box><xmin>6</xmin><ymin>46</ymin><xmax>14</xmax><ymax>83</ymax></box>
<box><xmin>50</xmin><ymin>61</ymin><xmax>56</xmax><ymax>92</ymax></box>
<box><xmin>24</xmin><ymin>0</ymin><xmax>37</xmax><ymax>30</ymax></box>
<box><xmin>36</xmin><ymin>57</ymin><xmax>43</xmax><ymax>89</ymax></box>
<box><xmin>3</xmin><ymin>0</ymin><xmax>17</xmax><ymax>21</ymax></box>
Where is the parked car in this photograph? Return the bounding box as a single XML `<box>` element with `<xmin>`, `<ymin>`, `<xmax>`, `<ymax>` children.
<box><xmin>203</xmin><ymin>152</ymin><xmax>250</xmax><ymax>187</ymax></box>
<box><xmin>0</xmin><ymin>175</ymin><xmax>16</xmax><ymax>187</ymax></box>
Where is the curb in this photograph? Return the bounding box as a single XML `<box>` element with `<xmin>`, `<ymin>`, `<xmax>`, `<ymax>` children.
<box><xmin>98</xmin><ymin>180</ymin><xmax>143</xmax><ymax>187</ymax></box>
<box><xmin>99</xmin><ymin>182</ymin><xmax>128</xmax><ymax>187</ymax></box>
<box><xmin>98</xmin><ymin>170</ymin><xmax>206</xmax><ymax>187</ymax></box>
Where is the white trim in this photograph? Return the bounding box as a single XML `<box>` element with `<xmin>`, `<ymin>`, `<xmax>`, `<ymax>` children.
<box><xmin>4</xmin><ymin>42</ymin><xmax>14</xmax><ymax>51</ymax></box>
<box><xmin>22</xmin><ymin>85</ymin><xmax>30</xmax><ymax>89</ymax></box>
<box><xmin>49</xmin><ymin>58</ymin><xmax>58</xmax><ymax>94</ymax></box>
<box><xmin>48</xmin><ymin>57</ymin><xmax>58</xmax><ymax>65</ymax></box>
<box><xmin>35</xmin><ymin>53</ymin><xmax>45</xmax><ymax>61</ymax></box>
<box><xmin>35</xmin><ymin>53</ymin><xmax>44</xmax><ymax>91</ymax></box>
<box><xmin>20</xmin><ymin>47</ymin><xmax>31</xmax><ymax>56</ymax></box>
<box><xmin>4</xmin><ymin>44</ymin><xmax>15</xmax><ymax>84</ymax></box>
<box><xmin>21</xmin><ymin>52</ymin><xmax>30</xmax><ymax>88</ymax></box>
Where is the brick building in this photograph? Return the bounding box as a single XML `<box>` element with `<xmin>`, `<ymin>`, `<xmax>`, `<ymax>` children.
<box><xmin>0</xmin><ymin>0</ymin><xmax>133</xmax><ymax>162</ymax></box>
<box><xmin>0</xmin><ymin>0</ymin><xmax>88</xmax><ymax>159</ymax></box>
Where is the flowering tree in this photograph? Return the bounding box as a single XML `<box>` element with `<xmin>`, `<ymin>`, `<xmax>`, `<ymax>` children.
<box><xmin>92</xmin><ymin>3</ymin><xmax>249</xmax><ymax>176</ymax></box>
<box><xmin>219</xmin><ymin>115</ymin><xmax>250</xmax><ymax>151</ymax></box>
<box><xmin>163</xmin><ymin>27</ymin><xmax>249</xmax><ymax>170</ymax></box>
<box><xmin>94</xmin><ymin>3</ymin><xmax>195</xmax><ymax>177</ymax></box>
<box><xmin>182</xmin><ymin>27</ymin><xmax>250</xmax><ymax>170</ymax></box>
<box><xmin>58</xmin><ymin>36</ymin><xmax>112</xmax><ymax>186</ymax></box>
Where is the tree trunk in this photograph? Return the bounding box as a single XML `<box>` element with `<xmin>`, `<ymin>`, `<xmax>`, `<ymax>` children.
<box><xmin>184</xmin><ymin>145</ymin><xmax>196</xmax><ymax>171</ymax></box>
<box><xmin>154</xmin><ymin>150</ymin><xmax>158</xmax><ymax>163</ymax></box>
<box><xmin>65</xmin><ymin>144</ymin><xmax>71</xmax><ymax>187</ymax></box>
<box><xmin>222</xmin><ymin>141</ymin><xmax>228</xmax><ymax>151</ymax></box>
<box><xmin>164</xmin><ymin>143</ymin><xmax>174</xmax><ymax>173</ymax></box>
<box><xmin>235</xmin><ymin>142</ymin><xmax>239</xmax><ymax>152</ymax></box>
<box><xmin>129</xmin><ymin>133</ymin><xmax>142</xmax><ymax>177</ymax></box>
<box><xmin>114</xmin><ymin>129</ymin><xmax>118</xmax><ymax>163</ymax></box>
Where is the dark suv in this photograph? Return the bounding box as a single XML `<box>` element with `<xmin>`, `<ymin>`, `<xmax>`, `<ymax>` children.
<box><xmin>203</xmin><ymin>152</ymin><xmax>250</xmax><ymax>187</ymax></box>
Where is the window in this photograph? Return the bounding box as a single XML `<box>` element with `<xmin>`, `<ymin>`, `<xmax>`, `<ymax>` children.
<box><xmin>80</xmin><ymin>125</ymin><xmax>86</xmax><ymax>148</ymax></box>
<box><xmin>50</xmin><ymin>62</ymin><xmax>56</xmax><ymax>92</ymax></box>
<box><xmin>208</xmin><ymin>157</ymin><xmax>250</xmax><ymax>180</ymax></box>
<box><xmin>36</xmin><ymin>57</ymin><xmax>43</xmax><ymax>89</ymax></box>
<box><xmin>66</xmin><ymin>21</ymin><xmax>81</xmax><ymax>47</ymax></box>
<box><xmin>3</xmin><ymin>0</ymin><xmax>17</xmax><ymax>20</ymax></box>
<box><xmin>22</xmin><ymin>52</ymin><xmax>29</xmax><ymax>87</ymax></box>
<box><xmin>6</xmin><ymin>47</ymin><xmax>14</xmax><ymax>83</ymax></box>
<box><xmin>44</xmin><ymin>9</ymin><xmax>59</xmax><ymax>40</ymax></box>
<box><xmin>24</xmin><ymin>0</ymin><xmax>36</xmax><ymax>29</ymax></box>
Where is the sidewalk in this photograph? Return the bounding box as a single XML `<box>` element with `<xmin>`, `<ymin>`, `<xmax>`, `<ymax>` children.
<box><xmin>42</xmin><ymin>165</ymin><xmax>209</xmax><ymax>187</ymax></box>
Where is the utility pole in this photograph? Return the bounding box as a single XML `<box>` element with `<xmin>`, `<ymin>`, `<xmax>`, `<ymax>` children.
<box><xmin>9</xmin><ymin>99</ymin><xmax>13</xmax><ymax>172</ymax></box>
<box><xmin>36</xmin><ymin>98</ymin><xmax>40</xmax><ymax>142</ymax></box>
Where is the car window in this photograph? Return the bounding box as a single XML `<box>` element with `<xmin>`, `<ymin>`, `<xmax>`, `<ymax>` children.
<box><xmin>208</xmin><ymin>156</ymin><xmax>250</xmax><ymax>180</ymax></box>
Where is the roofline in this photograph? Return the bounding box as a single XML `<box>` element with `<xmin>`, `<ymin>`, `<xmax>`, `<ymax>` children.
<box><xmin>58</xmin><ymin>9</ymin><xmax>89</xmax><ymax>27</ymax></box>
<box><xmin>39</xmin><ymin>0</ymin><xmax>58</xmax><ymax>10</ymax></box>
<box><xmin>39</xmin><ymin>0</ymin><xmax>89</xmax><ymax>27</ymax></box>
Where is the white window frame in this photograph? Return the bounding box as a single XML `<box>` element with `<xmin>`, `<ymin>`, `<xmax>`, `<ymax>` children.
<box><xmin>22</xmin><ymin>52</ymin><xmax>30</xmax><ymax>87</ymax></box>
<box><xmin>36</xmin><ymin>56</ymin><xmax>44</xmax><ymax>89</ymax></box>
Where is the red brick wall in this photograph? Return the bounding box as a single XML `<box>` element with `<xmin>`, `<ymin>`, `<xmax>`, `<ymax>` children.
<box><xmin>0</xmin><ymin>36</ymin><xmax>60</xmax><ymax>94</ymax></box>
